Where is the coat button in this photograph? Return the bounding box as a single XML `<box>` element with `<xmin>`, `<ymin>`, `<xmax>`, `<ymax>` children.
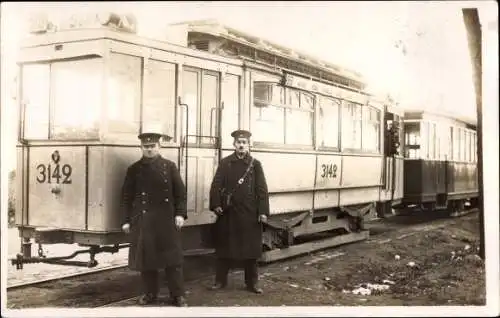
<box><xmin>142</xmin><ymin>201</ymin><xmax>146</xmax><ymax>204</ymax></box>
<box><xmin>141</xmin><ymin>192</ymin><xmax>146</xmax><ymax>196</ymax></box>
<box><xmin>164</xmin><ymin>180</ymin><xmax>168</xmax><ymax>183</ymax></box>
<box><xmin>164</xmin><ymin>198</ymin><xmax>169</xmax><ymax>202</ymax></box>
<box><xmin>142</xmin><ymin>210</ymin><xmax>146</xmax><ymax>214</ymax></box>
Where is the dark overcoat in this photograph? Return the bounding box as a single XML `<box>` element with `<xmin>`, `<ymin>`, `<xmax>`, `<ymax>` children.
<box><xmin>121</xmin><ymin>155</ymin><xmax>187</xmax><ymax>271</ymax></box>
<box><xmin>209</xmin><ymin>152</ymin><xmax>270</xmax><ymax>260</ymax></box>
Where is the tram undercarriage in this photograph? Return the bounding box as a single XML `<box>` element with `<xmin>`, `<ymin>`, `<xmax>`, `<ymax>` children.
<box><xmin>12</xmin><ymin>203</ymin><xmax>374</xmax><ymax>268</ymax></box>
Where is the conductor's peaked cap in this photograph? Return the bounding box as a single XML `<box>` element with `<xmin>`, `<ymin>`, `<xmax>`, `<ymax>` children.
<box><xmin>231</xmin><ymin>129</ymin><xmax>252</xmax><ymax>139</ymax></box>
<box><xmin>138</xmin><ymin>132</ymin><xmax>172</xmax><ymax>144</ymax></box>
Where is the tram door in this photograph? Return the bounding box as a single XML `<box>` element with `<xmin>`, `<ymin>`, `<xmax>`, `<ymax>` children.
<box><xmin>382</xmin><ymin>112</ymin><xmax>400</xmax><ymax>201</ymax></box>
<box><xmin>179</xmin><ymin>67</ymin><xmax>221</xmax><ymax>225</ymax></box>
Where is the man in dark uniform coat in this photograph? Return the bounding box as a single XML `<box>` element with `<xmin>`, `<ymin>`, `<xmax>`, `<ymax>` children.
<box><xmin>121</xmin><ymin>132</ymin><xmax>188</xmax><ymax>306</ymax></box>
<box><xmin>209</xmin><ymin>129</ymin><xmax>270</xmax><ymax>294</ymax></box>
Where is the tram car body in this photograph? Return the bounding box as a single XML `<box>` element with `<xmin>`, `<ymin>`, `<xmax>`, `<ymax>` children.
<box><xmin>399</xmin><ymin>110</ymin><xmax>478</xmax><ymax>212</ymax></box>
<box><xmin>13</xmin><ymin>15</ymin><xmax>404</xmax><ymax>268</ymax></box>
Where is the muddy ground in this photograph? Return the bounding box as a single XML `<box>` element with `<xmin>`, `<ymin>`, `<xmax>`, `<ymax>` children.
<box><xmin>7</xmin><ymin>211</ymin><xmax>485</xmax><ymax>308</ymax></box>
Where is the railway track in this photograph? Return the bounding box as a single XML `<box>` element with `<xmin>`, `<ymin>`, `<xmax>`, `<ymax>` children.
<box><xmin>7</xmin><ymin>208</ymin><xmax>478</xmax><ymax>307</ymax></box>
<box><xmin>6</xmin><ymin>263</ymin><xmax>128</xmax><ymax>291</ymax></box>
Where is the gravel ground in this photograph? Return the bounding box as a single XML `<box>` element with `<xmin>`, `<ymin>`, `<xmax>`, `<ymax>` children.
<box><xmin>6</xmin><ymin>211</ymin><xmax>485</xmax><ymax>309</ymax></box>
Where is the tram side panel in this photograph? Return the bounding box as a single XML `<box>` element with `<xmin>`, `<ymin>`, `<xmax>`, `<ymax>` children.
<box><xmin>250</xmin><ymin>151</ymin><xmax>316</xmax><ymax>215</ymax></box>
<box><xmin>403</xmin><ymin>158</ymin><xmax>444</xmax><ymax>204</ymax></box>
<box><xmin>378</xmin><ymin>156</ymin><xmax>404</xmax><ymax>205</ymax></box>
<box><xmin>240</xmin><ymin>150</ymin><xmax>382</xmax><ymax>219</ymax></box>
<box><xmin>95</xmin><ymin>145</ymin><xmax>215</xmax><ymax>250</ymax></box>
<box><xmin>394</xmin><ymin>157</ymin><xmax>405</xmax><ymax>202</ymax></box>
<box><xmin>448</xmin><ymin>161</ymin><xmax>478</xmax><ymax>199</ymax></box>
<box><xmin>14</xmin><ymin>146</ymin><xmax>28</xmax><ymax>230</ymax></box>
<box><xmin>339</xmin><ymin>155</ymin><xmax>382</xmax><ymax>208</ymax></box>
<box><xmin>19</xmin><ymin>146</ymin><xmax>88</xmax><ymax>231</ymax></box>
<box><xmin>403</xmin><ymin>159</ymin><xmax>423</xmax><ymax>204</ymax></box>
<box><xmin>87</xmin><ymin>146</ymin><xmax>179</xmax><ymax>232</ymax></box>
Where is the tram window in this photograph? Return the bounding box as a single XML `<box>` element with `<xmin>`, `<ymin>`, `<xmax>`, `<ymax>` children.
<box><xmin>468</xmin><ymin>131</ymin><xmax>474</xmax><ymax>162</ymax></box>
<box><xmin>362</xmin><ymin>105</ymin><xmax>381</xmax><ymax>152</ymax></box>
<box><xmin>341</xmin><ymin>101</ymin><xmax>362</xmax><ymax>150</ymax></box>
<box><xmin>22</xmin><ymin>64</ymin><xmax>50</xmax><ymax>139</ymax></box>
<box><xmin>300</xmin><ymin>92</ymin><xmax>314</xmax><ymax>110</ymax></box>
<box><xmin>285</xmin><ymin>89</ymin><xmax>313</xmax><ymax>145</ymax></box>
<box><xmin>287</xmin><ymin>90</ymin><xmax>300</xmax><ymax>107</ymax></box>
<box><xmin>182</xmin><ymin>69</ymin><xmax>199</xmax><ymax>143</ymax></box>
<box><xmin>439</xmin><ymin>125</ymin><xmax>452</xmax><ymax>160</ymax></box>
<box><xmin>461</xmin><ymin>128</ymin><xmax>467</xmax><ymax>162</ymax></box>
<box><xmin>181</xmin><ymin>68</ymin><xmax>220</xmax><ymax>145</ymax></box>
<box><xmin>201</xmin><ymin>72</ymin><xmax>219</xmax><ymax>143</ymax></box>
<box><xmin>448</xmin><ymin>127</ymin><xmax>453</xmax><ymax>161</ymax></box>
<box><xmin>473</xmin><ymin>132</ymin><xmax>477</xmax><ymax>162</ymax></box>
<box><xmin>51</xmin><ymin>58</ymin><xmax>102</xmax><ymax>139</ymax></box>
<box><xmin>463</xmin><ymin>130</ymin><xmax>467</xmax><ymax>162</ymax></box>
<box><xmin>143</xmin><ymin>60</ymin><xmax>176</xmax><ymax>140</ymax></box>
<box><xmin>252</xmin><ymin>84</ymin><xmax>312</xmax><ymax>146</ymax></box>
<box><xmin>221</xmin><ymin>74</ymin><xmax>240</xmax><ymax>147</ymax></box>
<box><xmin>404</xmin><ymin>122</ymin><xmax>420</xmax><ymax>159</ymax></box>
<box><xmin>428</xmin><ymin>123</ymin><xmax>436</xmax><ymax>159</ymax></box>
<box><xmin>468</xmin><ymin>131</ymin><xmax>471</xmax><ymax>162</ymax></box>
<box><xmin>252</xmin><ymin>104</ymin><xmax>285</xmax><ymax>144</ymax></box>
<box><xmin>254</xmin><ymin>82</ymin><xmax>283</xmax><ymax>106</ymax></box>
<box><xmin>107</xmin><ymin>53</ymin><xmax>141</xmax><ymax>137</ymax></box>
<box><xmin>318</xmin><ymin>96</ymin><xmax>340</xmax><ymax>148</ymax></box>
<box><xmin>254</xmin><ymin>82</ymin><xmax>271</xmax><ymax>105</ymax></box>
<box><xmin>452</xmin><ymin>127</ymin><xmax>460</xmax><ymax>161</ymax></box>
<box><xmin>470</xmin><ymin>131</ymin><xmax>476</xmax><ymax>162</ymax></box>
<box><xmin>285</xmin><ymin>107</ymin><xmax>313</xmax><ymax>145</ymax></box>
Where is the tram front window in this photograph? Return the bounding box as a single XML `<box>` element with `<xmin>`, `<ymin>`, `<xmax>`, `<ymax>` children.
<box><xmin>22</xmin><ymin>58</ymin><xmax>102</xmax><ymax>140</ymax></box>
<box><xmin>404</xmin><ymin>122</ymin><xmax>421</xmax><ymax>158</ymax></box>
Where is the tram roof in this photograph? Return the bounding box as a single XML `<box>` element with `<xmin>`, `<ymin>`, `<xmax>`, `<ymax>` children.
<box><xmin>169</xmin><ymin>19</ymin><xmax>366</xmax><ymax>87</ymax></box>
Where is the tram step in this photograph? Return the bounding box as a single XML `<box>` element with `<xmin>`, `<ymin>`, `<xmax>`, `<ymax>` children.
<box><xmin>259</xmin><ymin>231</ymin><xmax>369</xmax><ymax>263</ymax></box>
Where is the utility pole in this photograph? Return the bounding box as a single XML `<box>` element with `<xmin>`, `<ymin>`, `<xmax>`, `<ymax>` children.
<box><xmin>462</xmin><ymin>8</ymin><xmax>484</xmax><ymax>260</ymax></box>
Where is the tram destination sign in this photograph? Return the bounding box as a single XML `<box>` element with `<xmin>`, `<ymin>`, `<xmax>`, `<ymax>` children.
<box><xmin>282</xmin><ymin>74</ymin><xmax>370</xmax><ymax>105</ymax></box>
<box><xmin>282</xmin><ymin>74</ymin><xmax>340</xmax><ymax>97</ymax></box>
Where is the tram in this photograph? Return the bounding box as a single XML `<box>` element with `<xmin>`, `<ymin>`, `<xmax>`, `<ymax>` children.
<box><xmin>12</xmin><ymin>14</ymin><xmax>403</xmax><ymax>268</ymax></box>
<box><xmin>398</xmin><ymin>110</ymin><xmax>478</xmax><ymax>213</ymax></box>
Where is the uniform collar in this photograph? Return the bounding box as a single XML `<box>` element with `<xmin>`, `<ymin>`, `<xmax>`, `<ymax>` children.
<box><xmin>141</xmin><ymin>154</ymin><xmax>162</xmax><ymax>165</ymax></box>
<box><xmin>230</xmin><ymin>152</ymin><xmax>251</xmax><ymax>164</ymax></box>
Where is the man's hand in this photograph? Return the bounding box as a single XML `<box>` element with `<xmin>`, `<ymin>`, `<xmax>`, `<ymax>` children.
<box><xmin>175</xmin><ymin>216</ymin><xmax>185</xmax><ymax>229</ymax></box>
<box><xmin>258</xmin><ymin>215</ymin><xmax>267</xmax><ymax>223</ymax></box>
<box><xmin>122</xmin><ymin>223</ymin><xmax>130</xmax><ymax>234</ymax></box>
<box><xmin>214</xmin><ymin>207</ymin><xmax>223</xmax><ymax>216</ymax></box>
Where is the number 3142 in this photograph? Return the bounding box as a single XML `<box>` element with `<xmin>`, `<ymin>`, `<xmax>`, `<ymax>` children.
<box><xmin>320</xmin><ymin>163</ymin><xmax>337</xmax><ymax>178</ymax></box>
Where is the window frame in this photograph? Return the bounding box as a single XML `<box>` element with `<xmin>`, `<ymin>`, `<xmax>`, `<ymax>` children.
<box><xmin>181</xmin><ymin>66</ymin><xmax>221</xmax><ymax>147</ymax></box>
<box><xmin>404</xmin><ymin>121</ymin><xmax>422</xmax><ymax>159</ymax></box>
<box><xmin>317</xmin><ymin>95</ymin><xmax>341</xmax><ymax>152</ymax></box>
<box><xmin>361</xmin><ymin>104</ymin><xmax>382</xmax><ymax>154</ymax></box>
<box><xmin>341</xmin><ymin>100</ymin><xmax>363</xmax><ymax>152</ymax></box>
<box><xmin>141</xmin><ymin>58</ymin><xmax>178</xmax><ymax>143</ymax></box>
<box><xmin>21</xmin><ymin>58</ymin><xmax>104</xmax><ymax>142</ymax></box>
<box><xmin>220</xmin><ymin>73</ymin><xmax>242</xmax><ymax>148</ymax></box>
<box><xmin>251</xmin><ymin>81</ymin><xmax>315</xmax><ymax>150</ymax></box>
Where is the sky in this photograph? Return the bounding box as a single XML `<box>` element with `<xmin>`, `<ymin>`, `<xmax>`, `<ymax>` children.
<box><xmin>1</xmin><ymin>1</ymin><xmax>498</xmax><ymax>171</ymax></box>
